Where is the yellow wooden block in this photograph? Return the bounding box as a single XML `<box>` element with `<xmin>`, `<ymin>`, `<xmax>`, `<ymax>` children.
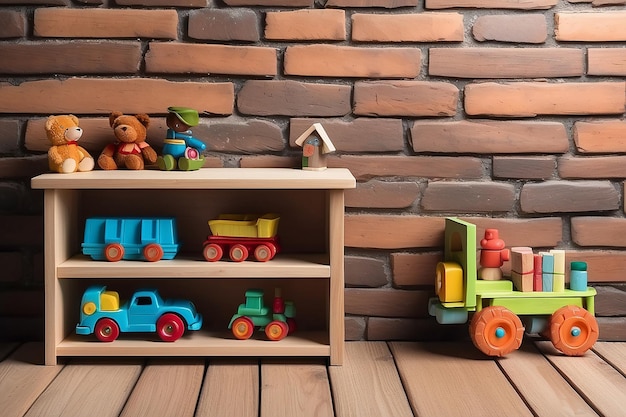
<box><xmin>436</xmin><ymin>262</ymin><xmax>464</xmax><ymax>303</ymax></box>
<box><xmin>550</xmin><ymin>249</ymin><xmax>565</xmax><ymax>274</ymax></box>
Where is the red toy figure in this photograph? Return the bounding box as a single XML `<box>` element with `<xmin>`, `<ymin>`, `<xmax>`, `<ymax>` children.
<box><xmin>478</xmin><ymin>228</ymin><xmax>510</xmax><ymax>281</ymax></box>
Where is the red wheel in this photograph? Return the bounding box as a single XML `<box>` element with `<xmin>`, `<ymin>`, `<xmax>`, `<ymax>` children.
<box><xmin>470</xmin><ymin>306</ymin><xmax>524</xmax><ymax>357</ymax></box>
<box><xmin>265</xmin><ymin>320</ymin><xmax>288</xmax><ymax>341</ymax></box>
<box><xmin>229</xmin><ymin>244</ymin><xmax>248</xmax><ymax>262</ymax></box>
<box><xmin>254</xmin><ymin>244</ymin><xmax>273</xmax><ymax>262</ymax></box>
<box><xmin>287</xmin><ymin>318</ymin><xmax>297</xmax><ymax>334</ymax></box>
<box><xmin>231</xmin><ymin>317</ymin><xmax>254</xmax><ymax>340</ymax></box>
<box><xmin>156</xmin><ymin>313</ymin><xmax>185</xmax><ymax>342</ymax></box>
<box><xmin>104</xmin><ymin>243</ymin><xmax>124</xmax><ymax>262</ymax></box>
<box><xmin>95</xmin><ymin>318</ymin><xmax>120</xmax><ymax>342</ymax></box>
<box><xmin>549</xmin><ymin>305</ymin><xmax>599</xmax><ymax>356</ymax></box>
<box><xmin>203</xmin><ymin>243</ymin><xmax>223</xmax><ymax>262</ymax></box>
<box><xmin>143</xmin><ymin>243</ymin><xmax>164</xmax><ymax>262</ymax></box>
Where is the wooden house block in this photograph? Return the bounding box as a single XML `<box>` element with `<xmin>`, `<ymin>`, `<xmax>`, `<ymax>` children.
<box><xmin>511</xmin><ymin>270</ymin><xmax>533</xmax><ymax>292</ymax></box>
<box><xmin>294</xmin><ymin>123</ymin><xmax>336</xmax><ymax>171</ymax></box>
<box><xmin>510</xmin><ymin>247</ymin><xmax>534</xmax><ymax>274</ymax></box>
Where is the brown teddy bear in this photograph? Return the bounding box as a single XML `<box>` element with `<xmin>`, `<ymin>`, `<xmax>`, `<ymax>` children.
<box><xmin>98</xmin><ymin>111</ymin><xmax>158</xmax><ymax>170</ymax></box>
<box><xmin>45</xmin><ymin>114</ymin><xmax>95</xmax><ymax>174</ymax></box>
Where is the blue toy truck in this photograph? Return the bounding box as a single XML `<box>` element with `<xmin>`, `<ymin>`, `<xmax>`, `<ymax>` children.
<box><xmin>76</xmin><ymin>285</ymin><xmax>202</xmax><ymax>342</ymax></box>
<box><xmin>82</xmin><ymin>217</ymin><xmax>179</xmax><ymax>262</ymax></box>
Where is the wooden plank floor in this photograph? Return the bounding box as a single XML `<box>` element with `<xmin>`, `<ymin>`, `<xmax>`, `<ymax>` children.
<box><xmin>1</xmin><ymin>340</ymin><xmax>625</xmax><ymax>417</ymax></box>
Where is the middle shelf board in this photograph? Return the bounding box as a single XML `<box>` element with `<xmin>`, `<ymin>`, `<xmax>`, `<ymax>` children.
<box><xmin>58</xmin><ymin>254</ymin><xmax>331</xmax><ymax>279</ymax></box>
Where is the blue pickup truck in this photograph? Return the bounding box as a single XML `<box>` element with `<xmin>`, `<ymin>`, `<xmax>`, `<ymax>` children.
<box><xmin>76</xmin><ymin>285</ymin><xmax>203</xmax><ymax>342</ymax></box>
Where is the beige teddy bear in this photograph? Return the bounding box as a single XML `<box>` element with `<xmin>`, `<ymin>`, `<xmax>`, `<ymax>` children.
<box><xmin>45</xmin><ymin>114</ymin><xmax>95</xmax><ymax>174</ymax></box>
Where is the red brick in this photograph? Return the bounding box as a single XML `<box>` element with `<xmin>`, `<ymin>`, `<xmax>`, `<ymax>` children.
<box><xmin>351</xmin><ymin>12</ymin><xmax>463</xmax><ymax>42</ymax></box>
<box><xmin>0</xmin><ymin>10</ymin><xmax>25</xmax><ymax>38</ymax></box>
<box><xmin>345</xmin><ymin>180</ymin><xmax>420</xmax><ymax>209</ymax></box>
<box><xmin>391</xmin><ymin>252</ymin><xmax>442</xmax><ymax>287</ymax></box>
<box><xmin>289</xmin><ymin>118</ymin><xmax>404</xmax><ymax>152</ymax></box>
<box><xmin>118</xmin><ymin>0</ymin><xmax>208</xmax><ymax>7</ymax></box>
<box><xmin>465</xmin><ymin>82</ymin><xmax>625</xmax><ymax>117</ymax></box>
<box><xmin>556</xmin><ymin>12</ymin><xmax>626</xmax><ymax>42</ymax></box>
<box><xmin>429</xmin><ymin>48</ymin><xmax>582</xmax><ymax>78</ymax></box>
<box><xmin>426</xmin><ymin>0</ymin><xmax>557</xmax><ymax>8</ymax></box>
<box><xmin>284</xmin><ymin>45</ymin><xmax>421</xmax><ymax>78</ymax></box>
<box><xmin>327</xmin><ymin>0</ymin><xmax>418</xmax><ymax>6</ymax></box>
<box><xmin>345</xmin><ymin>317</ymin><xmax>366</xmax><ymax>340</ymax></box>
<box><xmin>0</xmin><ymin>41</ymin><xmax>141</xmax><ymax>74</ymax></box>
<box><xmin>345</xmin><ymin>214</ymin><xmax>445</xmax><ymax>249</ymax></box>
<box><xmin>0</xmin><ymin>0</ymin><xmax>68</xmax><ymax>4</ymax></box>
<box><xmin>329</xmin><ymin>155</ymin><xmax>483</xmax><ymax>181</ymax></box>
<box><xmin>520</xmin><ymin>181</ymin><xmax>619</xmax><ymax>213</ymax></box>
<box><xmin>237</xmin><ymin>80</ymin><xmax>351</xmax><ymax>117</ymax></box>
<box><xmin>574</xmin><ymin>120</ymin><xmax>626</xmax><ymax>153</ymax></box>
<box><xmin>34</xmin><ymin>8</ymin><xmax>178</xmax><ymax>39</ymax></box>
<box><xmin>0</xmin><ymin>78</ymin><xmax>234</xmax><ymax>115</ymax></box>
<box><xmin>572</xmin><ymin>217</ymin><xmax>626</xmax><ymax>248</ymax></box>
<box><xmin>194</xmin><ymin>118</ymin><xmax>284</xmax><ymax>153</ymax></box>
<box><xmin>239</xmin><ymin>156</ymin><xmax>299</xmax><ymax>168</ymax></box>
<box><xmin>410</xmin><ymin>120</ymin><xmax>568</xmax><ymax>154</ymax></box>
<box><xmin>354</xmin><ymin>81</ymin><xmax>457</xmax><ymax>117</ymax></box>
<box><xmin>0</xmin><ymin>120</ymin><xmax>19</xmax><ymax>154</ymax></box>
<box><xmin>223</xmin><ymin>0</ymin><xmax>312</xmax><ymax>5</ymax></box>
<box><xmin>473</xmin><ymin>14</ymin><xmax>547</xmax><ymax>43</ymax></box>
<box><xmin>565</xmin><ymin>250</ymin><xmax>626</xmax><ymax>283</ymax></box>
<box><xmin>145</xmin><ymin>43</ymin><xmax>276</xmax><ymax>77</ymax></box>
<box><xmin>595</xmin><ymin>285</ymin><xmax>626</xmax><ymax>316</ymax></box>
<box><xmin>558</xmin><ymin>155</ymin><xmax>626</xmax><ymax>179</ymax></box>
<box><xmin>421</xmin><ymin>181</ymin><xmax>515</xmax><ymax>213</ymax></box>
<box><xmin>345</xmin><ymin>256</ymin><xmax>388</xmax><ymax>287</ymax></box>
<box><xmin>588</xmin><ymin>48</ymin><xmax>626</xmax><ymax>76</ymax></box>
<box><xmin>462</xmin><ymin>217</ymin><xmax>563</xmax><ymax>248</ymax></box>
<box><xmin>493</xmin><ymin>156</ymin><xmax>556</xmax><ymax>180</ymax></box>
<box><xmin>345</xmin><ymin>288</ymin><xmax>431</xmax><ymax>318</ymax></box>
<box><xmin>189</xmin><ymin>9</ymin><xmax>259</xmax><ymax>42</ymax></box>
<box><xmin>265</xmin><ymin>9</ymin><xmax>345</xmax><ymax>41</ymax></box>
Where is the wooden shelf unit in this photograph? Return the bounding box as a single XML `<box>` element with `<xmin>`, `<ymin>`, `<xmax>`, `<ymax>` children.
<box><xmin>32</xmin><ymin>168</ymin><xmax>355</xmax><ymax>366</ymax></box>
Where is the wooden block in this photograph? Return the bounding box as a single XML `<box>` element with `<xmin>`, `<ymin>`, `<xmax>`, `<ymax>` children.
<box><xmin>541</xmin><ymin>251</ymin><xmax>554</xmax><ymax>291</ymax></box>
<box><xmin>511</xmin><ymin>271</ymin><xmax>533</xmax><ymax>292</ymax></box>
<box><xmin>511</xmin><ymin>247</ymin><xmax>534</xmax><ymax>274</ymax></box>
<box><xmin>550</xmin><ymin>249</ymin><xmax>565</xmax><ymax>274</ymax></box>
<box><xmin>553</xmin><ymin>273</ymin><xmax>565</xmax><ymax>292</ymax></box>
<box><xmin>533</xmin><ymin>254</ymin><xmax>542</xmax><ymax>292</ymax></box>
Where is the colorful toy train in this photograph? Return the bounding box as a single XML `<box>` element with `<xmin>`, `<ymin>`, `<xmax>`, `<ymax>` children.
<box><xmin>429</xmin><ymin>218</ymin><xmax>599</xmax><ymax>357</ymax></box>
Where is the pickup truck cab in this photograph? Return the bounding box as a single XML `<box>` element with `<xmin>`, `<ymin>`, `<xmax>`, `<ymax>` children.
<box><xmin>76</xmin><ymin>285</ymin><xmax>202</xmax><ymax>342</ymax></box>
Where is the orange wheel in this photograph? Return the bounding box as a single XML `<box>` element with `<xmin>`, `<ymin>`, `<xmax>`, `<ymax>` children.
<box><xmin>265</xmin><ymin>321</ymin><xmax>288</xmax><ymax>341</ymax></box>
<box><xmin>203</xmin><ymin>243</ymin><xmax>223</xmax><ymax>262</ymax></box>
<box><xmin>229</xmin><ymin>244</ymin><xmax>248</xmax><ymax>262</ymax></box>
<box><xmin>470</xmin><ymin>306</ymin><xmax>524</xmax><ymax>357</ymax></box>
<box><xmin>104</xmin><ymin>243</ymin><xmax>124</xmax><ymax>262</ymax></box>
<box><xmin>549</xmin><ymin>305</ymin><xmax>599</xmax><ymax>356</ymax></box>
<box><xmin>231</xmin><ymin>317</ymin><xmax>254</xmax><ymax>340</ymax></box>
<box><xmin>254</xmin><ymin>244</ymin><xmax>272</xmax><ymax>262</ymax></box>
<box><xmin>143</xmin><ymin>243</ymin><xmax>164</xmax><ymax>262</ymax></box>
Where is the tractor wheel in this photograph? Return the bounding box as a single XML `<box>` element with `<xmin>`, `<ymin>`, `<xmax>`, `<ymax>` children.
<box><xmin>229</xmin><ymin>244</ymin><xmax>249</xmax><ymax>262</ymax></box>
<box><xmin>203</xmin><ymin>243</ymin><xmax>223</xmax><ymax>262</ymax></box>
<box><xmin>157</xmin><ymin>313</ymin><xmax>185</xmax><ymax>342</ymax></box>
<box><xmin>143</xmin><ymin>243</ymin><xmax>164</xmax><ymax>262</ymax></box>
<box><xmin>549</xmin><ymin>305</ymin><xmax>599</xmax><ymax>356</ymax></box>
<box><xmin>104</xmin><ymin>243</ymin><xmax>124</xmax><ymax>262</ymax></box>
<box><xmin>265</xmin><ymin>321</ymin><xmax>288</xmax><ymax>341</ymax></box>
<box><xmin>287</xmin><ymin>318</ymin><xmax>297</xmax><ymax>334</ymax></box>
<box><xmin>95</xmin><ymin>318</ymin><xmax>120</xmax><ymax>342</ymax></box>
<box><xmin>470</xmin><ymin>306</ymin><xmax>524</xmax><ymax>357</ymax></box>
<box><xmin>254</xmin><ymin>244</ymin><xmax>273</xmax><ymax>262</ymax></box>
<box><xmin>232</xmin><ymin>317</ymin><xmax>254</xmax><ymax>340</ymax></box>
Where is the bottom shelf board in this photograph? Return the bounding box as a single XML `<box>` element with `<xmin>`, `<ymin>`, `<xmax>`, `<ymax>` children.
<box><xmin>56</xmin><ymin>330</ymin><xmax>331</xmax><ymax>358</ymax></box>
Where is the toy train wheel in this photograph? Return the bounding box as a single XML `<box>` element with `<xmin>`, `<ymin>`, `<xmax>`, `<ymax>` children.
<box><xmin>232</xmin><ymin>317</ymin><xmax>254</xmax><ymax>340</ymax></box>
<box><xmin>254</xmin><ymin>244</ymin><xmax>274</xmax><ymax>262</ymax></box>
<box><xmin>203</xmin><ymin>243</ymin><xmax>223</xmax><ymax>262</ymax></box>
<box><xmin>470</xmin><ymin>306</ymin><xmax>524</xmax><ymax>357</ymax></box>
<box><xmin>95</xmin><ymin>318</ymin><xmax>120</xmax><ymax>342</ymax></box>
<box><xmin>549</xmin><ymin>305</ymin><xmax>599</xmax><ymax>356</ymax></box>
<box><xmin>265</xmin><ymin>320</ymin><xmax>288</xmax><ymax>341</ymax></box>
<box><xmin>104</xmin><ymin>243</ymin><xmax>124</xmax><ymax>262</ymax></box>
<box><xmin>143</xmin><ymin>243</ymin><xmax>164</xmax><ymax>262</ymax></box>
<box><xmin>157</xmin><ymin>313</ymin><xmax>185</xmax><ymax>342</ymax></box>
<box><xmin>229</xmin><ymin>244</ymin><xmax>249</xmax><ymax>262</ymax></box>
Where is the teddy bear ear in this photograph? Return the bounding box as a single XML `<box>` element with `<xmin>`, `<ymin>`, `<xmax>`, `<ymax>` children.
<box><xmin>109</xmin><ymin>111</ymin><xmax>123</xmax><ymax>127</ymax></box>
<box><xmin>69</xmin><ymin>114</ymin><xmax>79</xmax><ymax>126</ymax></box>
<box><xmin>135</xmin><ymin>114</ymin><xmax>150</xmax><ymax>128</ymax></box>
<box><xmin>45</xmin><ymin>115</ymin><xmax>56</xmax><ymax>130</ymax></box>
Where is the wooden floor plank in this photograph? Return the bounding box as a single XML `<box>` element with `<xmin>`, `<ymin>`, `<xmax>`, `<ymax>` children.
<box><xmin>23</xmin><ymin>358</ymin><xmax>142</xmax><ymax>417</ymax></box>
<box><xmin>0</xmin><ymin>343</ymin><xmax>64</xmax><ymax>417</ymax></box>
<box><xmin>537</xmin><ymin>341</ymin><xmax>626</xmax><ymax>417</ymax></box>
<box><xmin>390</xmin><ymin>341</ymin><xmax>533</xmax><ymax>417</ymax></box>
<box><xmin>119</xmin><ymin>358</ymin><xmax>205</xmax><ymax>417</ymax></box>
<box><xmin>261</xmin><ymin>359</ymin><xmax>334</xmax><ymax>417</ymax></box>
<box><xmin>593</xmin><ymin>342</ymin><xmax>626</xmax><ymax>375</ymax></box>
<box><xmin>499</xmin><ymin>342</ymin><xmax>598</xmax><ymax>417</ymax></box>
<box><xmin>328</xmin><ymin>342</ymin><xmax>413</xmax><ymax>417</ymax></box>
<box><xmin>195</xmin><ymin>359</ymin><xmax>259</xmax><ymax>417</ymax></box>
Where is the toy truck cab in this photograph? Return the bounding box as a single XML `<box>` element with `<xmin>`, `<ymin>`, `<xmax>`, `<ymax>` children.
<box><xmin>76</xmin><ymin>285</ymin><xmax>202</xmax><ymax>342</ymax></box>
<box><xmin>228</xmin><ymin>288</ymin><xmax>296</xmax><ymax>341</ymax></box>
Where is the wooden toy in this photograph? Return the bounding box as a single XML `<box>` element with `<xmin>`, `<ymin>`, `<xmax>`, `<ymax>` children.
<box><xmin>76</xmin><ymin>285</ymin><xmax>202</xmax><ymax>342</ymax></box>
<box><xmin>294</xmin><ymin>122</ymin><xmax>336</xmax><ymax>171</ymax></box>
<box><xmin>82</xmin><ymin>217</ymin><xmax>179</xmax><ymax>262</ymax></box>
<box><xmin>477</xmin><ymin>228</ymin><xmax>509</xmax><ymax>281</ymax></box>
<box><xmin>510</xmin><ymin>247</ymin><xmax>534</xmax><ymax>292</ymax></box>
<box><xmin>228</xmin><ymin>288</ymin><xmax>296</xmax><ymax>341</ymax></box>
<box><xmin>202</xmin><ymin>213</ymin><xmax>280</xmax><ymax>262</ymax></box>
<box><xmin>157</xmin><ymin>106</ymin><xmax>206</xmax><ymax>171</ymax></box>
<box><xmin>429</xmin><ymin>217</ymin><xmax>598</xmax><ymax>357</ymax></box>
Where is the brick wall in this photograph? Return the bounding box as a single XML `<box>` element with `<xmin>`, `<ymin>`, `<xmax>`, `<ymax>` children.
<box><xmin>1</xmin><ymin>0</ymin><xmax>626</xmax><ymax>342</ymax></box>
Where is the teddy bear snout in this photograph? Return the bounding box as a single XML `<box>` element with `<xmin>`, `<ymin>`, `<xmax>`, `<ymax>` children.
<box><xmin>115</xmin><ymin>125</ymin><xmax>138</xmax><ymax>142</ymax></box>
<box><xmin>64</xmin><ymin>126</ymin><xmax>83</xmax><ymax>142</ymax></box>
